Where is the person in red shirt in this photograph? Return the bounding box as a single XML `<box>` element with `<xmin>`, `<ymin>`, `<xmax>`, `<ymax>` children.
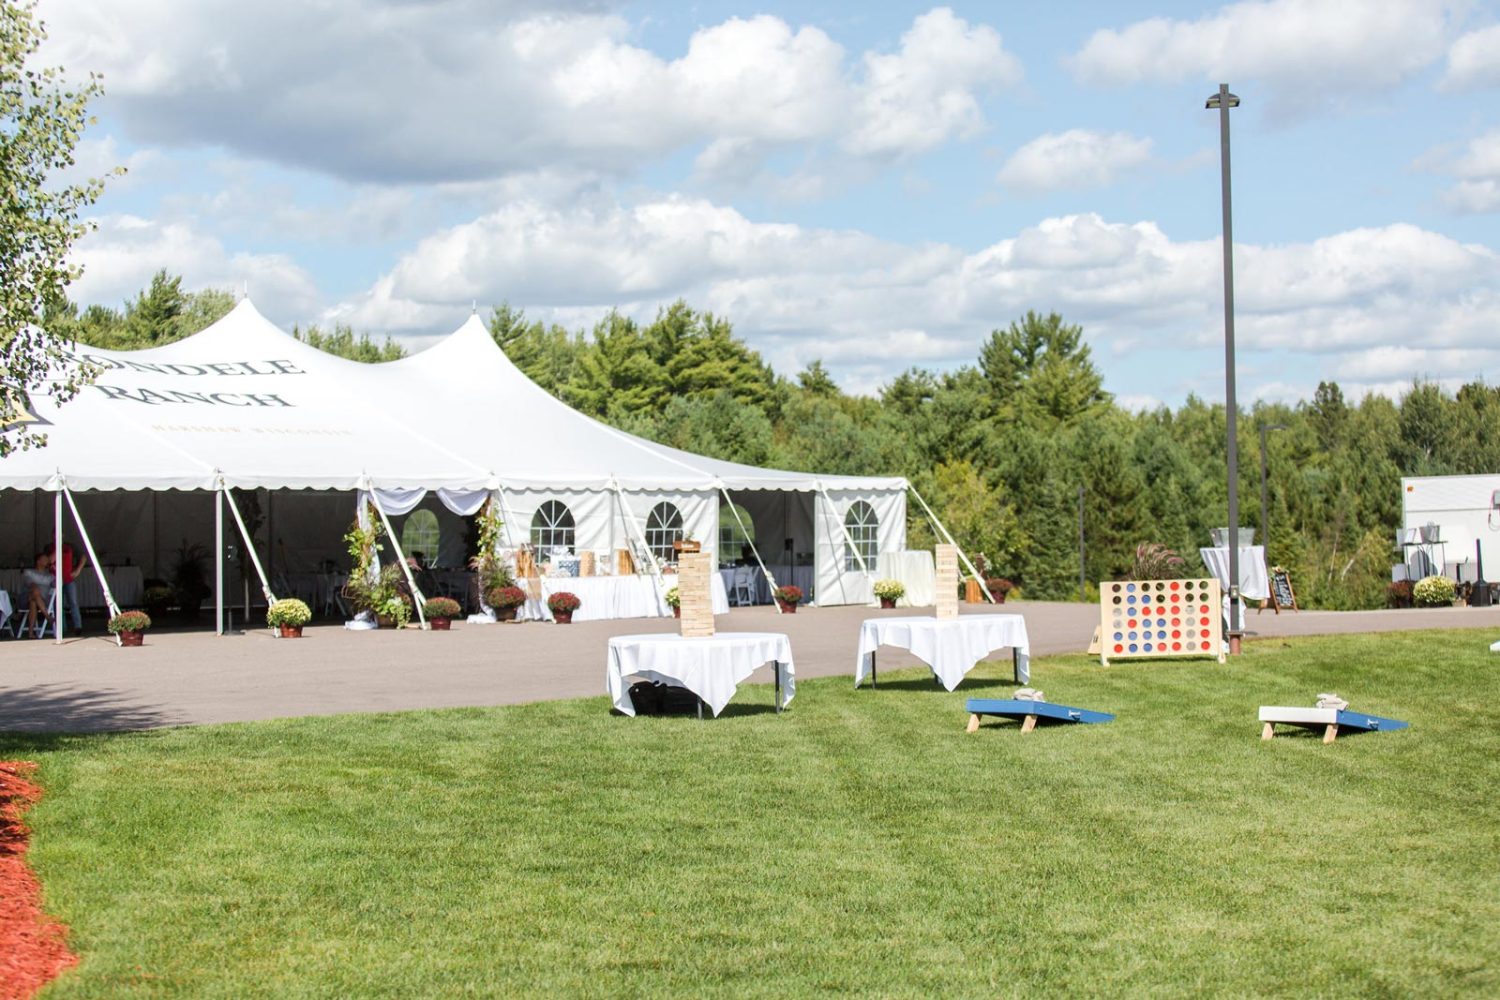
<box><xmin>43</xmin><ymin>542</ymin><xmax>88</xmax><ymax>632</ymax></box>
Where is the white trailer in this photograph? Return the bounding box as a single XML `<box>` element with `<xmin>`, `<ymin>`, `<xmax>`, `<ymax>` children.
<box><xmin>1400</xmin><ymin>475</ymin><xmax>1500</xmax><ymax>581</ymax></box>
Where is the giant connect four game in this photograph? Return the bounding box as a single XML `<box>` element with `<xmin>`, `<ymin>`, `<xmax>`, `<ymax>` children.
<box><xmin>1099</xmin><ymin>578</ymin><xmax>1225</xmax><ymax>666</ymax></box>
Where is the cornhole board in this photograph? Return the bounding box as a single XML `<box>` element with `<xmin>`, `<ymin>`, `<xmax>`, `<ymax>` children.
<box><xmin>966</xmin><ymin>698</ymin><xmax>1114</xmax><ymax>733</ymax></box>
<box><xmin>1258</xmin><ymin>706</ymin><xmax>1409</xmax><ymax>744</ymax></box>
<box><xmin>1099</xmin><ymin>578</ymin><xmax>1225</xmax><ymax>666</ymax></box>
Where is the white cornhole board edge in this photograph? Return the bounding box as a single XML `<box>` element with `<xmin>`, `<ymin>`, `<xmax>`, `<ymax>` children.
<box><xmin>1258</xmin><ymin>706</ymin><xmax>1337</xmax><ymax>725</ymax></box>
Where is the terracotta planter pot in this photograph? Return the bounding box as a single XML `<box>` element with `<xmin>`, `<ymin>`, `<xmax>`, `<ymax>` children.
<box><xmin>118</xmin><ymin>630</ymin><xmax>144</xmax><ymax>647</ymax></box>
<box><xmin>278</xmin><ymin>624</ymin><xmax>304</xmax><ymax>638</ymax></box>
<box><xmin>880</xmin><ymin>597</ymin><xmax>896</xmax><ymax>609</ymax></box>
<box><xmin>553</xmin><ymin>609</ymin><xmax>574</xmax><ymax>624</ymax></box>
<box><xmin>497</xmin><ymin>607</ymin><xmax>518</xmax><ymax>622</ymax></box>
<box><xmin>377</xmin><ymin>615</ymin><xmax>395</xmax><ymax>629</ymax></box>
<box><xmin>429</xmin><ymin>618</ymin><xmax>451</xmax><ymax>631</ymax></box>
<box><xmin>775</xmin><ymin>599</ymin><xmax>798</xmax><ymax>614</ymax></box>
<box><xmin>672</xmin><ymin>606</ymin><xmax>681</xmax><ymax>618</ymax></box>
<box><xmin>989</xmin><ymin>592</ymin><xmax>1007</xmax><ymax>605</ymax></box>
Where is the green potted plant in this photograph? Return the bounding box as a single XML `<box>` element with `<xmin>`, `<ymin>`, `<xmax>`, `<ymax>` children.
<box><xmin>171</xmin><ymin>541</ymin><xmax>211</xmax><ymax>621</ymax></box>
<box><xmin>873</xmin><ymin>578</ymin><xmax>905</xmax><ymax>609</ymax></box>
<box><xmin>267</xmin><ymin>598</ymin><xmax>312</xmax><ymax>638</ymax></box>
<box><xmin>773</xmin><ymin>584</ymin><xmax>803</xmax><ymax>614</ymax></box>
<box><xmin>143</xmin><ymin>582</ymin><xmax>175</xmax><ymax>620</ymax></box>
<box><xmin>486</xmin><ymin>585</ymin><xmax>527</xmax><ymax>622</ymax></box>
<box><xmin>423</xmin><ymin>596</ymin><xmax>462</xmax><ymax>630</ymax></box>
<box><xmin>664</xmin><ymin>585</ymin><xmax>681</xmax><ymax>618</ymax></box>
<box><xmin>1413</xmin><ymin>575</ymin><xmax>1457</xmax><ymax>607</ymax></box>
<box><xmin>547</xmin><ymin>591</ymin><xmax>581</xmax><ymax>624</ymax></box>
<box><xmin>108</xmin><ymin>609</ymin><xmax>152</xmax><ymax>646</ymax></box>
<box><xmin>372</xmin><ymin>564</ymin><xmax>412</xmax><ymax>627</ymax></box>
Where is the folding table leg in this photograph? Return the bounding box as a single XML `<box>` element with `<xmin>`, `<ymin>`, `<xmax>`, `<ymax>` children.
<box><xmin>697</xmin><ymin>697</ymin><xmax>704</xmax><ymax>721</ymax></box>
<box><xmin>774</xmin><ymin>662</ymin><xmax>782</xmax><ymax>713</ymax></box>
<box><xmin>871</xmin><ymin>651</ymin><xmax>877</xmax><ymax>688</ymax></box>
<box><xmin>1012</xmin><ymin>648</ymin><xmax>1021</xmax><ymax>683</ymax></box>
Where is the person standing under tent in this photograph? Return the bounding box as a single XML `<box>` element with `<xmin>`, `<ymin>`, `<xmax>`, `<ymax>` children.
<box><xmin>44</xmin><ymin>542</ymin><xmax>88</xmax><ymax>633</ymax></box>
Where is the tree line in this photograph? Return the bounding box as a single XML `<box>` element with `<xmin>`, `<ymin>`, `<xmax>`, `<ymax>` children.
<box><xmin>54</xmin><ymin>275</ymin><xmax>1500</xmax><ymax>609</ymax></box>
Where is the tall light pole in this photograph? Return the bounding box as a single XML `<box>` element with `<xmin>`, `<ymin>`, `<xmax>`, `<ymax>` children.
<box><xmin>1258</xmin><ymin>422</ymin><xmax>1286</xmax><ymax>561</ymax></box>
<box><xmin>1207</xmin><ymin>83</ymin><xmax>1242</xmax><ymax>654</ymax></box>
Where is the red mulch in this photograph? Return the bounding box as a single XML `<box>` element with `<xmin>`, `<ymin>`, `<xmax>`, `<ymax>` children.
<box><xmin>0</xmin><ymin>762</ymin><xmax>77</xmax><ymax>1000</ymax></box>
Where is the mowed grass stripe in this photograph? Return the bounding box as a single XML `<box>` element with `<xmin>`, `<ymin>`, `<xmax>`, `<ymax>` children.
<box><xmin>4</xmin><ymin>630</ymin><xmax>1497</xmax><ymax>997</ymax></box>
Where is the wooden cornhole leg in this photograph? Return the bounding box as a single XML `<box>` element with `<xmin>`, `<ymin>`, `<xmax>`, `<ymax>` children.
<box><xmin>1261</xmin><ymin>721</ymin><xmax>1275</xmax><ymax>740</ymax></box>
<box><xmin>1323</xmin><ymin>723</ymin><xmax>1337</xmax><ymax>744</ymax></box>
<box><xmin>966</xmin><ymin>713</ymin><xmax>981</xmax><ymax>733</ymax></box>
<box><xmin>1020</xmin><ymin>714</ymin><xmax>1038</xmax><ymax>734</ymax></box>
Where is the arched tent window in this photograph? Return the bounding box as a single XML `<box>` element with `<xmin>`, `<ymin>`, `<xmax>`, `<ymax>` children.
<box><xmin>531</xmin><ymin>500</ymin><xmax>576</xmax><ymax>554</ymax></box>
<box><xmin>645</xmin><ymin>501</ymin><xmax>684</xmax><ymax>563</ymax></box>
<box><xmin>844</xmin><ymin>500</ymin><xmax>879</xmax><ymax>571</ymax></box>
<box><xmin>401</xmin><ymin>509</ymin><xmax>440</xmax><ymax>566</ymax></box>
<box><xmin>718</xmin><ymin>503</ymin><xmax>755</xmax><ymax>561</ymax></box>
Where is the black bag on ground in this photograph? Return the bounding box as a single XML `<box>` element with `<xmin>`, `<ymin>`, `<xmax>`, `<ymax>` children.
<box><xmin>628</xmin><ymin>681</ymin><xmax>701</xmax><ymax>715</ymax></box>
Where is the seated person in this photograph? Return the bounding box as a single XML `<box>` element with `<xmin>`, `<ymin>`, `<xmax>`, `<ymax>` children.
<box><xmin>22</xmin><ymin>550</ymin><xmax>55</xmax><ymax>636</ymax></box>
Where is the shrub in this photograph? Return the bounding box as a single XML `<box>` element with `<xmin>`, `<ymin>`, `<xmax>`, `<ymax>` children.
<box><xmin>108</xmin><ymin>610</ymin><xmax>152</xmax><ymax>634</ymax></box>
<box><xmin>487</xmin><ymin>585</ymin><xmax>527</xmax><ymax>609</ymax></box>
<box><xmin>663</xmin><ymin>586</ymin><xmax>680</xmax><ymax>608</ymax></box>
<box><xmin>266</xmin><ymin>598</ymin><xmax>312</xmax><ymax>628</ymax></box>
<box><xmin>873</xmin><ymin>578</ymin><xmax>905</xmax><ymax>601</ymax></box>
<box><xmin>773</xmin><ymin>585</ymin><xmax>804</xmax><ymax>605</ymax></box>
<box><xmin>1386</xmin><ymin>580</ymin><xmax>1414</xmax><ymax>608</ymax></box>
<box><xmin>547</xmin><ymin>591</ymin><xmax>581</xmax><ymax>613</ymax></box>
<box><xmin>1413</xmin><ymin>575</ymin><xmax>1456</xmax><ymax>607</ymax></box>
<box><xmin>423</xmin><ymin>596</ymin><xmax>462</xmax><ymax>620</ymax></box>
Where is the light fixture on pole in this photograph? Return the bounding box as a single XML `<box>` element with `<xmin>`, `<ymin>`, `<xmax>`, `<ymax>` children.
<box><xmin>1206</xmin><ymin>82</ymin><xmax>1242</xmax><ymax>654</ymax></box>
<box><xmin>1258</xmin><ymin>422</ymin><xmax>1287</xmax><ymax>560</ymax></box>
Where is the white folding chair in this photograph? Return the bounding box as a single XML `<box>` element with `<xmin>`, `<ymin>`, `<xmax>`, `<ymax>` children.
<box><xmin>731</xmin><ymin>565</ymin><xmax>755</xmax><ymax>606</ymax></box>
<box><xmin>0</xmin><ymin>592</ymin><xmax>17</xmax><ymax>638</ymax></box>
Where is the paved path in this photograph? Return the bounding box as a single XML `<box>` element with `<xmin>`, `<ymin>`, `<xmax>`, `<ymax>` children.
<box><xmin>2</xmin><ymin>601</ymin><xmax>1497</xmax><ymax>732</ymax></box>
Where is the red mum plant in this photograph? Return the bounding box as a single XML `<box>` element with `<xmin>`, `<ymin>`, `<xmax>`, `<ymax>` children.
<box><xmin>772</xmin><ymin>585</ymin><xmax>803</xmax><ymax>605</ymax></box>
<box><xmin>547</xmin><ymin>591</ymin><xmax>582</xmax><ymax>613</ymax></box>
<box><xmin>486</xmin><ymin>585</ymin><xmax>527</xmax><ymax>609</ymax></box>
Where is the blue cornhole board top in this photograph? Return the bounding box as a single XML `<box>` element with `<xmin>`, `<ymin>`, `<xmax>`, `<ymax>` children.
<box><xmin>1335</xmin><ymin>710</ymin><xmax>1408</xmax><ymax>733</ymax></box>
<box><xmin>966</xmin><ymin>699</ymin><xmax>1114</xmax><ymax>725</ymax></box>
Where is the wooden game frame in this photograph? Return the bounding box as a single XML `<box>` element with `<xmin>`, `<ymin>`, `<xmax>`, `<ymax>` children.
<box><xmin>1099</xmin><ymin>578</ymin><xmax>1225</xmax><ymax>666</ymax></box>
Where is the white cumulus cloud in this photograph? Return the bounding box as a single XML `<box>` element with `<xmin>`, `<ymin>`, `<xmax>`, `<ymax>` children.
<box><xmin>996</xmin><ymin>130</ymin><xmax>1154</xmax><ymax>193</ymax></box>
<box><xmin>1441</xmin><ymin>23</ymin><xmax>1500</xmax><ymax>90</ymax></box>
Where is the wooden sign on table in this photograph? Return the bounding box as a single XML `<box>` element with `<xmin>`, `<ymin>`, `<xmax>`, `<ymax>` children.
<box><xmin>615</xmin><ymin>548</ymin><xmax>635</xmax><ymax>576</ymax></box>
<box><xmin>935</xmin><ymin>544</ymin><xmax>959</xmax><ymax>620</ymax></box>
<box><xmin>677</xmin><ymin>551</ymin><xmax>715</xmax><ymax>637</ymax></box>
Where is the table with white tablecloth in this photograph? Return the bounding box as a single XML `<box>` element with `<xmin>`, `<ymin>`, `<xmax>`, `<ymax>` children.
<box><xmin>521</xmin><ymin>573</ymin><xmax>730</xmax><ymax>622</ymax></box>
<box><xmin>1198</xmin><ymin>546</ymin><xmax>1270</xmax><ymax>601</ymax></box>
<box><xmin>607</xmin><ymin>631</ymin><xmax>795</xmax><ymax>717</ymax></box>
<box><xmin>855</xmin><ymin>614</ymin><xmax>1030</xmax><ymax>689</ymax></box>
<box><xmin>0</xmin><ymin>566</ymin><xmax>142</xmax><ymax>609</ymax></box>
<box><xmin>874</xmin><ymin>551</ymin><xmax>936</xmax><ymax>608</ymax></box>
<box><xmin>718</xmin><ymin>564</ymin><xmax>815</xmax><ymax>606</ymax></box>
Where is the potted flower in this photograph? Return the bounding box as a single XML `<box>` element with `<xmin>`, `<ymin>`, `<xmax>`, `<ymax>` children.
<box><xmin>773</xmin><ymin>584</ymin><xmax>803</xmax><ymax>614</ymax></box>
<box><xmin>423</xmin><ymin>596</ymin><xmax>462</xmax><ymax>630</ymax></box>
<box><xmin>266</xmin><ymin>598</ymin><xmax>312</xmax><ymax>638</ymax></box>
<box><xmin>108</xmin><ymin>610</ymin><xmax>152</xmax><ymax>647</ymax></box>
<box><xmin>486</xmin><ymin>585</ymin><xmax>527</xmax><ymax>622</ymax></box>
<box><xmin>1386</xmin><ymin>579</ymin><xmax>1413</xmax><ymax>609</ymax></box>
<box><xmin>547</xmin><ymin>591</ymin><xmax>581</xmax><ymax>624</ymax></box>
<box><xmin>873</xmin><ymin>578</ymin><xmax>905</xmax><ymax>609</ymax></box>
<box><xmin>1413</xmin><ymin>575</ymin><xmax>1457</xmax><ymax>608</ymax></box>
<box><xmin>664</xmin><ymin>585</ymin><xmax>681</xmax><ymax>618</ymax></box>
<box><xmin>986</xmin><ymin>577</ymin><xmax>1015</xmax><ymax>604</ymax></box>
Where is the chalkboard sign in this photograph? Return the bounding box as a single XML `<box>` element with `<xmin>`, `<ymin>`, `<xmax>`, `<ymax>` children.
<box><xmin>1265</xmin><ymin>567</ymin><xmax>1298</xmax><ymax>614</ymax></box>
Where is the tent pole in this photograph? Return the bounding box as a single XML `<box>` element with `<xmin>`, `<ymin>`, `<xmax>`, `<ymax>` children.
<box><xmin>62</xmin><ymin>486</ymin><xmax>122</xmax><ymax>644</ymax></box>
<box><xmin>223</xmin><ymin>485</ymin><xmax>277</xmax><ymax>611</ymax></box>
<box><xmin>908</xmin><ymin>486</ymin><xmax>994</xmax><ymax>604</ymax></box>
<box><xmin>720</xmin><ymin>487</ymin><xmax>781</xmax><ymax>613</ymax></box>
<box><xmin>53</xmin><ymin>485</ymin><xmax>63</xmax><ymax>644</ymax></box>
<box><xmin>367</xmin><ymin>490</ymin><xmax>428</xmax><ymax>628</ymax></box>
<box><xmin>215</xmin><ymin>486</ymin><xmax>225</xmax><ymax>635</ymax></box>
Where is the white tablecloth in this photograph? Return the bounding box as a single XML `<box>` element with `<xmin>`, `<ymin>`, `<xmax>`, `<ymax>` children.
<box><xmin>875</xmin><ymin>551</ymin><xmax>936</xmax><ymax>607</ymax></box>
<box><xmin>607</xmin><ymin>632</ymin><xmax>795</xmax><ymax>717</ymax></box>
<box><xmin>0</xmin><ymin>566</ymin><xmax>143</xmax><ymax>608</ymax></box>
<box><xmin>855</xmin><ymin>614</ymin><xmax>1031</xmax><ymax>689</ymax></box>
<box><xmin>718</xmin><ymin>564</ymin><xmax>815</xmax><ymax>606</ymax></box>
<box><xmin>522</xmin><ymin>574</ymin><xmax>730</xmax><ymax>622</ymax></box>
<box><xmin>1198</xmin><ymin>546</ymin><xmax>1269</xmax><ymax>601</ymax></box>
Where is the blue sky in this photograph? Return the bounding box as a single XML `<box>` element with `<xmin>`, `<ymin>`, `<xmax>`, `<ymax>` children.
<box><xmin>45</xmin><ymin>0</ymin><xmax>1500</xmax><ymax>406</ymax></box>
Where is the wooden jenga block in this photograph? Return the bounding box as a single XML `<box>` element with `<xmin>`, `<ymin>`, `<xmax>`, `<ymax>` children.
<box><xmin>935</xmin><ymin>544</ymin><xmax>959</xmax><ymax>620</ymax></box>
<box><xmin>677</xmin><ymin>551</ymin><xmax>715</xmax><ymax>638</ymax></box>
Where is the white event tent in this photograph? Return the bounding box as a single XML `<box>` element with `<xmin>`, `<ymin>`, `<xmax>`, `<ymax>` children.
<box><xmin>0</xmin><ymin>301</ymin><xmax>980</xmax><ymax>635</ymax></box>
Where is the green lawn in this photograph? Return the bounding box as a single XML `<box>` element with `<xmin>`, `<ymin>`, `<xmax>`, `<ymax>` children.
<box><xmin>6</xmin><ymin>630</ymin><xmax>1498</xmax><ymax>997</ymax></box>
